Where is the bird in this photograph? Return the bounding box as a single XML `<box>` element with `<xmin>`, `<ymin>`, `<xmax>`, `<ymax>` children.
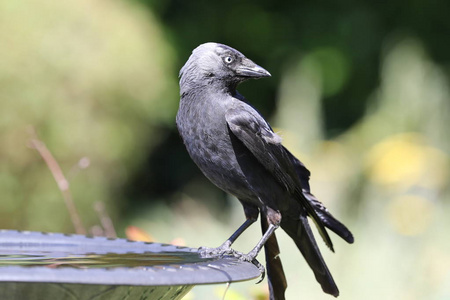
<box><xmin>176</xmin><ymin>42</ymin><xmax>354</xmax><ymax>299</ymax></box>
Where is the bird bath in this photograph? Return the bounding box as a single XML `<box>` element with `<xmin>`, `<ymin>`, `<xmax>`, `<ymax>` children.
<box><xmin>0</xmin><ymin>230</ymin><xmax>261</xmax><ymax>299</ymax></box>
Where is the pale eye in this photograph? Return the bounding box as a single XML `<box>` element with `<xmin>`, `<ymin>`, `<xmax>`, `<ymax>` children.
<box><xmin>224</xmin><ymin>56</ymin><xmax>233</xmax><ymax>64</ymax></box>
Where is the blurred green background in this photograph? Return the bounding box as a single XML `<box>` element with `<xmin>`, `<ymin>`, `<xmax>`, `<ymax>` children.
<box><xmin>1</xmin><ymin>0</ymin><xmax>449</xmax><ymax>299</ymax></box>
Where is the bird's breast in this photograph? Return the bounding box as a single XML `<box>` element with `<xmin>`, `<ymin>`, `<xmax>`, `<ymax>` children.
<box><xmin>176</xmin><ymin>97</ymin><xmax>252</xmax><ymax>199</ymax></box>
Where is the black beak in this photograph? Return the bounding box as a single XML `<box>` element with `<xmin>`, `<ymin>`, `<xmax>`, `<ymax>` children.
<box><xmin>236</xmin><ymin>58</ymin><xmax>271</xmax><ymax>78</ymax></box>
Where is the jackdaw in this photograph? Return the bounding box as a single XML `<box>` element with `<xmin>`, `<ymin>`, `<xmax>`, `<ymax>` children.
<box><xmin>176</xmin><ymin>42</ymin><xmax>354</xmax><ymax>299</ymax></box>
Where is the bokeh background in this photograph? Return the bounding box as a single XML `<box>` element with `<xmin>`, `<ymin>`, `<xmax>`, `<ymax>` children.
<box><xmin>1</xmin><ymin>0</ymin><xmax>449</xmax><ymax>299</ymax></box>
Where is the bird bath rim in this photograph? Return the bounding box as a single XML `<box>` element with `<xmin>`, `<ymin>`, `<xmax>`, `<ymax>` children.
<box><xmin>0</xmin><ymin>230</ymin><xmax>261</xmax><ymax>286</ymax></box>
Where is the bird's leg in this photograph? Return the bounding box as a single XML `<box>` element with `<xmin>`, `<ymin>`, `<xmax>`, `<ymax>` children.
<box><xmin>244</xmin><ymin>223</ymin><xmax>278</xmax><ymax>260</ymax></box>
<box><xmin>199</xmin><ymin>204</ymin><xmax>259</xmax><ymax>258</ymax></box>
<box><xmin>226</xmin><ymin>223</ymin><xmax>277</xmax><ymax>282</ymax></box>
<box><xmin>230</xmin><ymin>207</ymin><xmax>281</xmax><ymax>280</ymax></box>
<box><xmin>199</xmin><ymin>217</ymin><xmax>256</xmax><ymax>258</ymax></box>
<box><xmin>220</xmin><ymin>217</ymin><xmax>256</xmax><ymax>249</ymax></box>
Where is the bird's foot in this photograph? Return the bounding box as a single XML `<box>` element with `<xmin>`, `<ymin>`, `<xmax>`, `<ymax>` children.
<box><xmin>198</xmin><ymin>241</ymin><xmax>235</xmax><ymax>258</ymax></box>
<box><xmin>229</xmin><ymin>251</ymin><xmax>266</xmax><ymax>284</ymax></box>
<box><xmin>198</xmin><ymin>242</ymin><xmax>266</xmax><ymax>283</ymax></box>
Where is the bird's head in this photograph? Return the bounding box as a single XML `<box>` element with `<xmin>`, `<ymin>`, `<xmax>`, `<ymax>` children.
<box><xmin>180</xmin><ymin>42</ymin><xmax>270</xmax><ymax>93</ymax></box>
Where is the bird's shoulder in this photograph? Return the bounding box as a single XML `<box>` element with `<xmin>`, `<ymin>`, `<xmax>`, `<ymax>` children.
<box><xmin>225</xmin><ymin>100</ymin><xmax>282</xmax><ymax>146</ymax></box>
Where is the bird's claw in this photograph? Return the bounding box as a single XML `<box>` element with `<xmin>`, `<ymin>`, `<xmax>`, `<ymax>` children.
<box><xmin>198</xmin><ymin>245</ymin><xmax>236</xmax><ymax>258</ymax></box>
<box><xmin>230</xmin><ymin>251</ymin><xmax>266</xmax><ymax>284</ymax></box>
<box><xmin>252</xmin><ymin>258</ymin><xmax>266</xmax><ymax>284</ymax></box>
<box><xmin>198</xmin><ymin>245</ymin><xmax>266</xmax><ymax>283</ymax></box>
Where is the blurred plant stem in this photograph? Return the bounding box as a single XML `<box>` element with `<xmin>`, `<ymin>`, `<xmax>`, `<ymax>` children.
<box><xmin>28</xmin><ymin>128</ymin><xmax>86</xmax><ymax>235</ymax></box>
<box><xmin>94</xmin><ymin>201</ymin><xmax>117</xmax><ymax>238</ymax></box>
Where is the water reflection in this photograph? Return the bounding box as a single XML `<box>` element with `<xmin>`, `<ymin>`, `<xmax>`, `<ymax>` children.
<box><xmin>0</xmin><ymin>251</ymin><xmax>211</xmax><ymax>269</ymax></box>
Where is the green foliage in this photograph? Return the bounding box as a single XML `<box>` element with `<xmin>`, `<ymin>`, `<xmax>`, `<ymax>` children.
<box><xmin>0</xmin><ymin>0</ymin><xmax>177</xmax><ymax>232</ymax></box>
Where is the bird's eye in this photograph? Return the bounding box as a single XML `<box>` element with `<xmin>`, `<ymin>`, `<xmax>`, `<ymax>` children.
<box><xmin>224</xmin><ymin>56</ymin><xmax>234</xmax><ymax>64</ymax></box>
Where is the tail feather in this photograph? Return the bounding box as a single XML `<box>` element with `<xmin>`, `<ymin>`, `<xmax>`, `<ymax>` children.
<box><xmin>304</xmin><ymin>191</ymin><xmax>354</xmax><ymax>244</ymax></box>
<box><xmin>282</xmin><ymin>212</ymin><xmax>340</xmax><ymax>297</ymax></box>
<box><xmin>261</xmin><ymin>217</ymin><xmax>287</xmax><ymax>300</ymax></box>
<box><xmin>285</xmin><ymin>147</ymin><xmax>354</xmax><ymax>247</ymax></box>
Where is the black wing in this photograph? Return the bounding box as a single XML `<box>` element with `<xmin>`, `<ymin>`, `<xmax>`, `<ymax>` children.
<box><xmin>225</xmin><ymin>106</ymin><xmax>334</xmax><ymax>250</ymax></box>
<box><xmin>285</xmin><ymin>148</ymin><xmax>354</xmax><ymax>244</ymax></box>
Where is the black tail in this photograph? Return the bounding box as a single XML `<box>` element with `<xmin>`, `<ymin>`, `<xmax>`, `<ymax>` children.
<box><xmin>261</xmin><ymin>216</ymin><xmax>287</xmax><ymax>300</ymax></box>
<box><xmin>304</xmin><ymin>191</ymin><xmax>354</xmax><ymax>244</ymax></box>
<box><xmin>281</xmin><ymin>212</ymin><xmax>340</xmax><ymax>297</ymax></box>
<box><xmin>284</xmin><ymin>147</ymin><xmax>354</xmax><ymax>248</ymax></box>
